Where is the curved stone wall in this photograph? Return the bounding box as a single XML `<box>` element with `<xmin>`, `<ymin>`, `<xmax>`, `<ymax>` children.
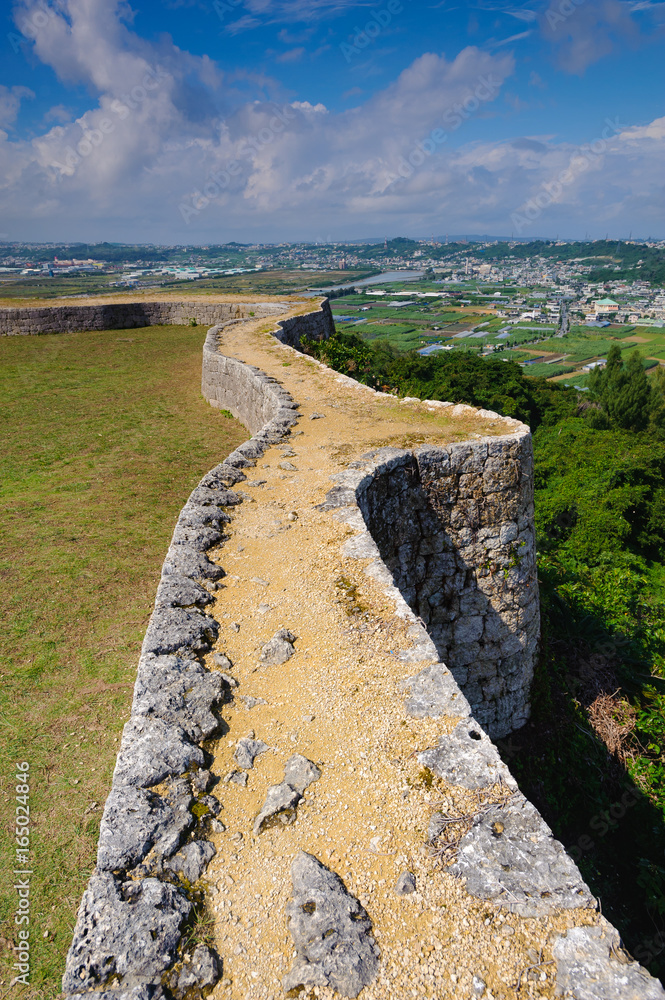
<box><xmin>62</xmin><ymin>321</ymin><xmax>306</xmax><ymax>998</ymax></box>
<box><xmin>21</xmin><ymin>299</ymin><xmax>659</xmax><ymax>1000</ymax></box>
<box><xmin>335</xmin><ymin>437</ymin><xmax>538</xmax><ymax>738</ymax></box>
<box><xmin>0</xmin><ymin>296</ymin><xmax>335</xmax><ymax>341</ymax></box>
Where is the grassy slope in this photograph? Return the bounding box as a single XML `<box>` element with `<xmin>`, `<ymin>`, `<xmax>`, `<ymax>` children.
<box><xmin>0</xmin><ymin>326</ymin><xmax>247</xmax><ymax>997</ymax></box>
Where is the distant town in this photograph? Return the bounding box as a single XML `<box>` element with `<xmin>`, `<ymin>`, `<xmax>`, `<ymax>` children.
<box><xmin>2</xmin><ymin>236</ymin><xmax>664</xmax><ymax>387</ymax></box>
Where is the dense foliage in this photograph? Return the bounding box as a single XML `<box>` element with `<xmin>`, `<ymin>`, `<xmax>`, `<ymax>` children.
<box><xmin>305</xmin><ymin>329</ymin><xmax>665</xmax><ymax>977</ymax></box>
<box><xmin>304</xmin><ymin>330</ymin><xmax>576</xmax><ymax>427</ymax></box>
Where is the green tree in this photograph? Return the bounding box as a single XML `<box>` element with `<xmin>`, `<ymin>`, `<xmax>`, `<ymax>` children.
<box><xmin>589</xmin><ymin>346</ymin><xmax>650</xmax><ymax>431</ymax></box>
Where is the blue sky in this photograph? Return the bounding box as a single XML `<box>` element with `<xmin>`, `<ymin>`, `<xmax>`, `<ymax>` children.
<box><xmin>0</xmin><ymin>0</ymin><xmax>663</xmax><ymax>243</ymax></box>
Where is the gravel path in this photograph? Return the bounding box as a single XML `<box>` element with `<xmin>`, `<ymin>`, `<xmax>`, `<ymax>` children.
<box><xmin>196</xmin><ymin>316</ymin><xmax>599</xmax><ymax>1000</ymax></box>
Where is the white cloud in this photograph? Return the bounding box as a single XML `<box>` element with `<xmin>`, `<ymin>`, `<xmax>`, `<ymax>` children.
<box><xmin>0</xmin><ymin>85</ymin><xmax>34</xmax><ymax>129</ymax></box>
<box><xmin>1</xmin><ymin>0</ymin><xmax>663</xmax><ymax>241</ymax></box>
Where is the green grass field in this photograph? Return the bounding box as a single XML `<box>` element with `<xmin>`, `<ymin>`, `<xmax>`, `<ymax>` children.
<box><xmin>0</xmin><ymin>326</ymin><xmax>247</xmax><ymax>997</ymax></box>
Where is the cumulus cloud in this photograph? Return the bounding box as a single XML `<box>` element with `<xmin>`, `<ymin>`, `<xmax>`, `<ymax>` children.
<box><xmin>0</xmin><ymin>85</ymin><xmax>34</xmax><ymax>129</ymax></box>
<box><xmin>1</xmin><ymin>0</ymin><xmax>663</xmax><ymax>241</ymax></box>
<box><xmin>539</xmin><ymin>0</ymin><xmax>642</xmax><ymax>72</ymax></box>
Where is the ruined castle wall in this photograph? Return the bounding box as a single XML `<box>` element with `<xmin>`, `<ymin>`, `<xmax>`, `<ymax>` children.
<box><xmin>59</xmin><ymin>309</ymin><xmax>665</xmax><ymax>1000</ymax></box>
<box><xmin>0</xmin><ymin>299</ymin><xmax>288</xmax><ymax>336</ymax></box>
<box><xmin>354</xmin><ymin>438</ymin><xmax>539</xmax><ymax>738</ymax></box>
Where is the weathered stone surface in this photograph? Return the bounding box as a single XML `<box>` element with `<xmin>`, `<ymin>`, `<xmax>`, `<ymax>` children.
<box><xmin>283</xmin><ymin>852</ymin><xmax>380</xmax><ymax>998</ymax></box>
<box><xmin>132</xmin><ymin>655</ymin><xmax>224</xmax><ymax>742</ymax></box>
<box><xmin>344</xmin><ymin>438</ymin><xmax>539</xmax><ymax>739</ymax></box>
<box><xmin>258</xmin><ymin>628</ymin><xmax>297</xmax><ymax>666</ymax></box>
<box><xmin>200</xmin><ymin>462</ymin><xmax>246</xmax><ymax>488</ymax></box>
<box><xmin>284</xmin><ymin>753</ymin><xmax>322</xmax><ymax>794</ymax></box>
<box><xmin>190</xmin><ymin>768</ymin><xmax>213</xmax><ymax>794</ymax></box>
<box><xmin>253</xmin><ymin>781</ymin><xmax>302</xmax><ymax>834</ymax></box>
<box><xmin>226</xmin><ymin>770</ymin><xmax>248</xmax><ymax>787</ymax></box>
<box><xmin>401</xmin><ymin>663</ymin><xmax>472</xmax><ymax>720</ymax></box>
<box><xmin>97</xmin><ymin>779</ymin><xmax>194</xmax><ymax>871</ymax></box>
<box><xmin>188</xmin><ymin>485</ymin><xmax>242</xmax><ymax>508</ymax></box>
<box><xmin>239</xmin><ymin>694</ymin><xmax>266</xmax><ymax>709</ymax></box>
<box><xmin>254</xmin><ymin>755</ymin><xmax>321</xmax><ymax>834</ymax></box>
<box><xmin>417</xmin><ymin>720</ymin><xmax>518</xmax><ymax>791</ymax></box>
<box><xmin>164</xmin><ymin>840</ymin><xmax>216</xmax><ymax>884</ymax></box>
<box><xmin>234</xmin><ymin>737</ymin><xmax>269</xmax><ymax>769</ymax></box>
<box><xmin>199</xmin><ymin>793</ymin><xmax>221</xmax><ymax>817</ymax></box>
<box><xmin>160</xmin><ymin>548</ymin><xmax>225</xmax><ymax>583</ymax></box>
<box><xmin>394</xmin><ymin>872</ymin><xmax>416</xmax><ymax>895</ymax></box>
<box><xmin>452</xmin><ymin>793</ymin><xmax>594</xmax><ymax>917</ymax></box>
<box><xmin>155</xmin><ymin>577</ymin><xmax>214</xmax><ymax>609</ymax></box>
<box><xmin>142</xmin><ymin>606</ymin><xmax>219</xmax><ymax>656</ymax></box>
<box><xmin>112</xmin><ymin>717</ymin><xmax>204</xmax><ymax>788</ymax></box>
<box><xmin>212</xmin><ymin>652</ymin><xmax>233</xmax><ymax>670</ymax></box>
<box><xmin>553</xmin><ymin>920</ymin><xmax>665</xmax><ymax>999</ymax></box>
<box><xmin>62</xmin><ymin>872</ymin><xmax>190</xmax><ymax>993</ymax></box>
<box><xmin>176</xmin><ymin>945</ymin><xmax>222</xmax><ymax>994</ymax></box>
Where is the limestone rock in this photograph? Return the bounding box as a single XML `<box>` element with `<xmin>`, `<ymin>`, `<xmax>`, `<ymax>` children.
<box><xmin>164</xmin><ymin>840</ymin><xmax>216</xmax><ymax>884</ymax></box>
<box><xmin>394</xmin><ymin>872</ymin><xmax>416</xmax><ymax>895</ymax></box>
<box><xmin>212</xmin><ymin>652</ymin><xmax>233</xmax><ymax>670</ymax></box>
<box><xmin>239</xmin><ymin>695</ymin><xmax>266</xmax><ymax>709</ymax></box>
<box><xmin>112</xmin><ymin>717</ymin><xmax>204</xmax><ymax>788</ymax></box>
<box><xmin>401</xmin><ymin>663</ymin><xmax>472</xmax><ymax>719</ymax></box>
<box><xmin>553</xmin><ymin>919</ymin><xmax>665</xmax><ymax>999</ymax></box>
<box><xmin>142</xmin><ymin>606</ymin><xmax>219</xmax><ymax>657</ymax></box>
<box><xmin>253</xmin><ymin>782</ymin><xmax>302</xmax><ymax>834</ymax></box>
<box><xmin>254</xmin><ymin>755</ymin><xmax>321</xmax><ymax>835</ymax></box>
<box><xmin>62</xmin><ymin>872</ymin><xmax>190</xmax><ymax>993</ymax></box>
<box><xmin>190</xmin><ymin>769</ymin><xmax>213</xmax><ymax>794</ymax></box>
<box><xmin>258</xmin><ymin>629</ymin><xmax>297</xmax><ymax>666</ymax></box>
<box><xmin>452</xmin><ymin>793</ymin><xmax>595</xmax><ymax>917</ymax></box>
<box><xmin>417</xmin><ymin>720</ymin><xmax>517</xmax><ymax>791</ymax></box>
<box><xmin>284</xmin><ymin>754</ymin><xmax>322</xmax><ymax>794</ymax></box>
<box><xmin>155</xmin><ymin>577</ymin><xmax>214</xmax><ymax>609</ymax></box>
<box><xmin>132</xmin><ymin>654</ymin><xmax>224</xmax><ymax>742</ymax></box>
<box><xmin>283</xmin><ymin>852</ymin><xmax>380</xmax><ymax>998</ymax></box>
<box><xmin>97</xmin><ymin>779</ymin><xmax>194</xmax><ymax>872</ymax></box>
<box><xmin>176</xmin><ymin>945</ymin><xmax>222</xmax><ymax>995</ymax></box>
<box><xmin>234</xmin><ymin>737</ymin><xmax>269</xmax><ymax>770</ymax></box>
<box><xmin>427</xmin><ymin>812</ymin><xmax>447</xmax><ymax>843</ymax></box>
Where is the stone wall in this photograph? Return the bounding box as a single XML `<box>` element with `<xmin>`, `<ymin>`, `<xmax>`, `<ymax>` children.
<box><xmin>351</xmin><ymin>438</ymin><xmax>538</xmax><ymax>738</ymax></box>
<box><xmin>58</xmin><ymin>308</ymin><xmax>665</xmax><ymax>1000</ymax></box>
<box><xmin>63</xmin><ymin>326</ymin><xmax>304</xmax><ymax>1000</ymax></box>
<box><xmin>272</xmin><ymin>298</ymin><xmax>335</xmax><ymax>348</ymax></box>
<box><xmin>0</xmin><ymin>298</ymin><xmax>335</xmax><ymax>337</ymax></box>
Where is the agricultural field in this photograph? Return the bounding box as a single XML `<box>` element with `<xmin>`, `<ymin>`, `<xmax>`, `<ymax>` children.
<box><xmin>0</xmin><ymin>324</ymin><xmax>247</xmax><ymax>996</ymax></box>
<box><xmin>330</xmin><ymin>285</ymin><xmax>665</xmax><ymax>384</ymax></box>
<box><xmin>329</xmin><ymin>290</ymin><xmax>498</xmax><ymax>352</ymax></box>
<box><xmin>0</xmin><ymin>268</ymin><xmax>374</xmax><ymax>300</ymax></box>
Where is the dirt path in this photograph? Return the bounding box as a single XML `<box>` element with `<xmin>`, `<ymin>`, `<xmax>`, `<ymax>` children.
<box><xmin>194</xmin><ymin>317</ymin><xmax>595</xmax><ymax>1000</ymax></box>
